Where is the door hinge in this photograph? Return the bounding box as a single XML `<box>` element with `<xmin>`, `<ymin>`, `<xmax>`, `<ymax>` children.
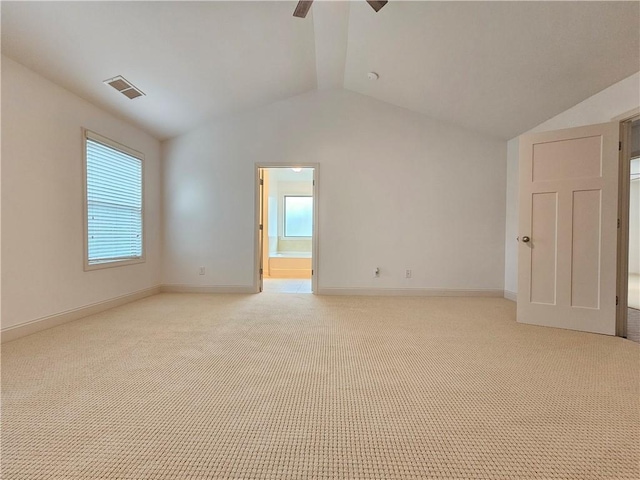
<box><xmin>619</xmin><ymin>141</ymin><xmax>622</xmax><ymax>151</ymax></box>
<box><xmin>313</xmin><ymin>180</ymin><xmax>315</xmax><ymax>186</ymax></box>
<box><xmin>259</xmin><ymin>224</ymin><xmax>263</xmax><ymax>230</ymax></box>
<box><xmin>260</xmin><ymin>179</ymin><xmax>264</xmax><ymax>186</ymax></box>
<box><xmin>616</xmin><ymin>296</ymin><xmax>618</xmax><ymax>306</ymax></box>
<box><xmin>312</xmin><ymin>269</ymin><xmax>314</xmax><ymax>275</ymax></box>
<box><xmin>260</xmin><ymin>268</ymin><xmax>263</xmax><ymax>275</ymax></box>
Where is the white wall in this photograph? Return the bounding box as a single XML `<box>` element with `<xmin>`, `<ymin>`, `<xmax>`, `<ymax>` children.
<box><xmin>504</xmin><ymin>72</ymin><xmax>640</xmax><ymax>296</ymax></box>
<box><xmin>276</xmin><ymin>180</ymin><xmax>313</xmax><ymax>253</ymax></box>
<box><xmin>630</xmin><ymin>180</ymin><xmax>639</xmax><ymax>275</ymax></box>
<box><xmin>630</xmin><ymin>168</ymin><xmax>640</xmax><ymax>275</ymax></box>
<box><xmin>1</xmin><ymin>56</ymin><xmax>162</xmax><ymax>329</ymax></box>
<box><xmin>264</xmin><ymin>168</ymin><xmax>314</xmax><ymax>255</ymax></box>
<box><xmin>266</xmin><ymin>171</ymin><xmax>279</xmax><ymax>255</ymax></box>
<box><xmin>632</xmin><ymin>123</ymin><xmax>640</xmax><ymax>157</ymax></box>
<box><xmin>503</xmin><ymin>138</ymin><xmax>520</xmax><ymax>297</ymax></box>
<box><xmin>163</xmin><ymin>89</ymin><xmax>507</xmax><ymax>292</ymax></box>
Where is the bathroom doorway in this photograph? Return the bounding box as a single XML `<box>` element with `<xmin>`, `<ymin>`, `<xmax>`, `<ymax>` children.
<box><xmin>617</xmin><ymin>115</ymin><xmax>640</xmax><ymax>342</ymax></box>
<box><xmin>255</xmin><ymin>165</ymin><xmax>318</xmax><ymax>294</ymax></box>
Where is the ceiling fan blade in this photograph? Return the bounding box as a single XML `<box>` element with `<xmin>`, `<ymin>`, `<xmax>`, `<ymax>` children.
<box><xmin>366</xmin><ymin>0</ymin><xmax>388</xmax><ymax>13</ymax></box>
<box><xmin>293</xmin><ymin>0</ymin><xmax>313</xmax><ymax>18</ymax></box>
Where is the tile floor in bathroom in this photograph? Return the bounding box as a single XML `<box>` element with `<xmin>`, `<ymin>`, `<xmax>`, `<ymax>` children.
<box><xmin>262</xmin><ymin>278</ymin><xmax>312</xmax><ymax>294</ymax></box>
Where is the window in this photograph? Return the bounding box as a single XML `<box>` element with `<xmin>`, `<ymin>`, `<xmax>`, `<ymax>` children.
<box><xmin>284</xmin><ymin>196</ymin><xmax>313</xmax><ymax>237</ymax></box>
<box><xmin>84</xmin><ymin>130</ymin><xmax>144</xmax><ymax>269</ymax></box>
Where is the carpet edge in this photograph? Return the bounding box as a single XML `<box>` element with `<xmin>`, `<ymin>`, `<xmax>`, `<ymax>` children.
<box><xmin>1</xmin><ymin>286</ymin><xmax>161</xmax><ymax>343</ymax></box>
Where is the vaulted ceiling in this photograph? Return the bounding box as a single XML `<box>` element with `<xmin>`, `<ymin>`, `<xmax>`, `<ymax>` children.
<box><xmin>2</xmin><ymin>1</ymin><xmax>638</xmax><ymax>140</ymax></box>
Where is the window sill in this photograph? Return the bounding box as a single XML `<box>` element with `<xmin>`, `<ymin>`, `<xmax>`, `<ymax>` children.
<box><xmin>84</xmin><ymin>257</ymin><xmax>145</xmax><ymax>271</ymax></box>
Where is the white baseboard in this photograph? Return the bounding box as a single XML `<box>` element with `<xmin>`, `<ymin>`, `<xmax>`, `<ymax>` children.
<box><xmin>1</xmin><ymin>285</ymin><xmax>509</xmax><ymax>343</ymax></box>
<box><xmin>1</xmin><ymin>286</ymin><xmax>161</xmax><ymax>343</ymax></box>
<box><xmin>161</xmin><ymin>284</ymin><xmax>256</xmax><ymax>294</ymax></box>
<box><xmin>504</xmin><ymin>290</ymin><xmax>517</xmax><ymax>302</ymax></box>
<box><xmin>316</xmin><ymin>287</ymin><xmax>504</xmax><ymax>297</ymax></box>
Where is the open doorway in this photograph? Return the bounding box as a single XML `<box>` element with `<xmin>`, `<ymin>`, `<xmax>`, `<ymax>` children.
<box><xmin>617</xmin><ymin>116</ymin><xmax>640</xmax><ymax>342</ymax></box>
<box><xmin>255</xmin><ymin>165</ymin><xmax>318</xmax><ymax>294</ymax></box>
<box><xmin>628</xmin><ymin>153</ymin><xmax>640</xmax><ymax>341</ymax></box>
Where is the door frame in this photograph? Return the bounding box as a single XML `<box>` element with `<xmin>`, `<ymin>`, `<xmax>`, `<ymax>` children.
<box><xmin>616</xmin><ymin>113</ymin><xmax>640</xmax><ymax>337</ymax></box>
<box><xmin>254</xmin><ymin>163</ymin><xmax>319</xmax><ymax>294</ymax></box>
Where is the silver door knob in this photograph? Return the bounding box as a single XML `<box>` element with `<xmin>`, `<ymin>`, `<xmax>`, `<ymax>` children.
<box><xmin>522</xmin><ymin>236</ymin><xmax>530</xmax><ymax>243</ymax></box>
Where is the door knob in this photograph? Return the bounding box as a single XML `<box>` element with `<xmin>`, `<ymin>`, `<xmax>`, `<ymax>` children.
<box><xmin>522</xmin><ymin>236</ymin><xmax>530</xmax><ymax>243</ymax></box>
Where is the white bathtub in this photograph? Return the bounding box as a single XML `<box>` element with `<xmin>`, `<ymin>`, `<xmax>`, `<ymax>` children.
<box><xmin>267</xmin><ymin>251</ymin><xmax>312</xmax><ymax>278</ymax></box>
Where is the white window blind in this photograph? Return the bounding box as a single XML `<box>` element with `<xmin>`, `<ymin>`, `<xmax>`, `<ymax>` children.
<box><xmin>86</xmin><ymin>134</ymin><xmax>143</xmax><ymax>265</ymax></box>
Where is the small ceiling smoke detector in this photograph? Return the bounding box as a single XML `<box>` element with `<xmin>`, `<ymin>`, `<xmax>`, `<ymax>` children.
<box><xmin>103</xmin><ymin>75</ymin><xmax>145</xmax><ymax>100</ymax></box>
<box><xmin>367</xmin><ymin>72</ymin><xmax>379</xmax><ymax>81</ymax></box>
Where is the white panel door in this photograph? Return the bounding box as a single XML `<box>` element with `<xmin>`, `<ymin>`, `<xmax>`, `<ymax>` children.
<box><xmin>518</xmin><ymin>122</ymin><xmax>619</xmax><ymax>334</ymax></box>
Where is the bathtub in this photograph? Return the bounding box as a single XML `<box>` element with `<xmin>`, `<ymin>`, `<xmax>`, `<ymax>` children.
<box><xmin>267</xmin><ymin>251</ymin><xmax>312</xmax><ymax>278</ymax></box>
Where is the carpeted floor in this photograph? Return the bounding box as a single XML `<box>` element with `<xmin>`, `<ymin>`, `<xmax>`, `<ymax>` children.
<box><xmin>2</xmin><ymin>293</ymin><xmax>639</xmax><ymax>479</ymax></box>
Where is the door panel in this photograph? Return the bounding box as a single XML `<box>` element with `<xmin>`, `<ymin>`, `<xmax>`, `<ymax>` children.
<box><xmin>532</xmin><ymin>136</ymin><xmax>602</xmax><ymax>181</ymax></box>
<box><xmin>571</xmin><ymin>190</ymin><xmax>601</xmax><ymax>308</ymax></box>
<box><xmin>530</xmin><ymin>192</ymin><xmax>558</xmax><ymax>305</ymax></box>
<box><xmin>518</xmin><ymin>122</ymin><xmax>619</xmax><ymax>334</ymax></box>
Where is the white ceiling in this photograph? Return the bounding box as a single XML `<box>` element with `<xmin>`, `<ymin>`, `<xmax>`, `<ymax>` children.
<box><xmin>2</xmin><ymin>1</ymin><xmax>639</xmax><ymax>141</ymax></box>
<box><xmin>344</xmin><ymin>1</ymin><xmax>640</xmax><ymax>139</ymax></box>
<box><xmin>268</xmin><ymin>167</ymin><xmax>314</xmax><ymax>182</ymax></box>
<box><xmin>1</xmin><ymin>1</ymin><xmax>318</xmax><ymax>140</ymax></box>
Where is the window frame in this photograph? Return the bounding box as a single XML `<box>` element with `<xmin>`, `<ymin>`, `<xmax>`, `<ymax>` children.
<box><xmin>283</xmin><ymin>195</ymin><xmax>313</xmax><ymax>238</ymax></box>
<box><xmin>82</xmin><ymin>129</ymin><xmax>146</xmax><ymax>271</ymax></box>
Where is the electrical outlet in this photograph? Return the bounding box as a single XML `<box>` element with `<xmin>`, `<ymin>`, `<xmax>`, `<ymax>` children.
<box><xmin>199</xmin><ymin>266</ymin><xmax>205</xmax><ymax>275</ymax></box>
<box><xmin>405</xmin><ymin>269</ymin><xmax>412</xmax><ymax>279</ymax></box>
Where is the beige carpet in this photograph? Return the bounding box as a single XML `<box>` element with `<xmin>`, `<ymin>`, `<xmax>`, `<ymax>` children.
<box><xmin>2</xmin><ymin>293</ymin><xmax>639</xmax><ymax>479</ymax></box>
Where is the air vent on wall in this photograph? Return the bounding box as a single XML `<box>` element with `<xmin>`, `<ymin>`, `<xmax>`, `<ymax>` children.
<box><xmin>103</xmin><ymin>75</ymin><xmax>145</xmax><ymax>100</ymax></box>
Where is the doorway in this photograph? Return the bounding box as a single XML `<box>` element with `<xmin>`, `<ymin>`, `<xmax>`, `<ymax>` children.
<box><xmin>617</xmin><ymin>116</ymin><xmax>640</xmax><ymax>342</ymax></box>
<box><xmin>255</xmin><ymin>165</ymin><xmax>318</xmax><ymax>294</ymax></box>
